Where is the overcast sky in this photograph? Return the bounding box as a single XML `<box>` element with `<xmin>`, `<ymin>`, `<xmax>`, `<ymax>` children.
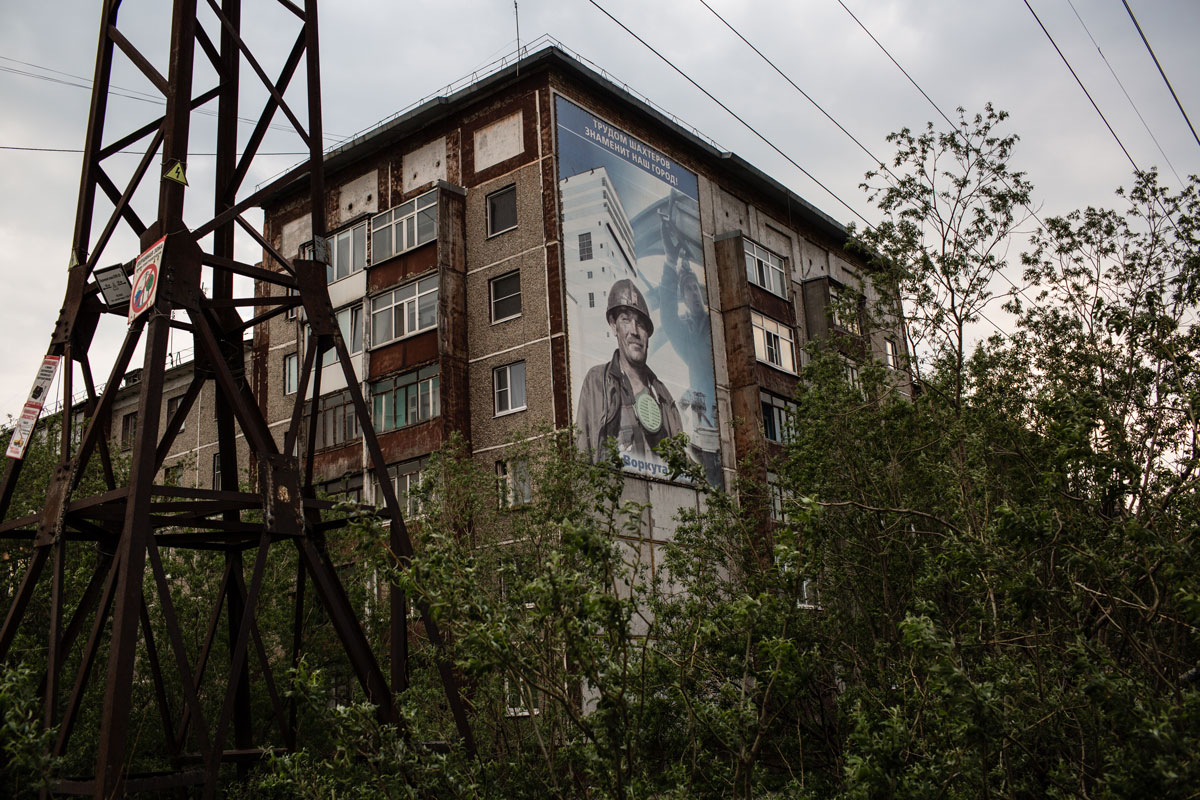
<box><xmin>1</xmin><ymin>0</ymin><xmax>1197</xmax><ymax>417</ymax></box>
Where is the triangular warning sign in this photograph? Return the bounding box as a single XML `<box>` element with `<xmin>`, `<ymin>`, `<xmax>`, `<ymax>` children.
<box><xmin>163</xmin><ymin>161</ymin><xmax>188</xmax><ymax>186</ymax></box>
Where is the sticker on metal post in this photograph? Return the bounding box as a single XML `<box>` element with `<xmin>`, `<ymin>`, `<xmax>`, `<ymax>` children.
<box><xmin>129</xmin><ymin>236</ymin><xmax>166</xmax><ymax>322</ymax></box>
<box><xmin>94</xmin><ymin>263</ymin><xmax>132</xmax><ymax>309</ymax></box>
<box><xmin>163</xmin><ymin>160</ymin><xmax>188</xmax><ymax>186</ymax></box>
<box><xmin>6</xmin><ymin>355</ymin><xmax>62</xmax><ymax>460</ymax></box>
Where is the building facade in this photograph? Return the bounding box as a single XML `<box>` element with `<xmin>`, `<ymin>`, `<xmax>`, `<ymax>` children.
<box><xmin>244</xmin><ymin>47</ymin><xmax>908</xmax><ymax>558</ymax></box>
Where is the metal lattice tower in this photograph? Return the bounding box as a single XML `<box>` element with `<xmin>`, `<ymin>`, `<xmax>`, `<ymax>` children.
<box><xmin>0</xmin><ymin>1</ymin><xmax>471</xmax><ymax>795</ymax></box>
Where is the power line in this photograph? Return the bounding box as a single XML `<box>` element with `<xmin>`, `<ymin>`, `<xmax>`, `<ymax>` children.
<box><xmin>1120</xmin><ymin>0</ymin><xmax>1200</xmax><ymax>151</ymax></box>
<box><xmin>584</xmin><ymin>0</ymin><xmax>875</xmax><ymax>231</ymax></box>
<box><xmin>0</xmin><ymin>55</ymin><xmax>347</xmax><ymax>143</ymax></box>
<box><xmin>1020</xmin><ymin>0</ymin><xmax>1190</xmax><ymax>253</ymax></box>
<box><xmin>1064</xmin><ymin>0</ymin><xmax>1184</xmax><ymax>188</ymax></box>
<box><xmin>698</xmin><ymin>0</ymin><xmax>1039</xmax><ymax>313</ymax></box>
<box><xmin>587</xmin><ymin>0</ymin><xmax>1021</xmax><ymax>347</ymax></box>
<box><xmin>695</xmin><ymin>0</ymin><xmax>886</xmax><ymax>171</ymax></box>
<box><xmin>1020</xmin><ymin>1</ymin><xmax>1141</xmax><ymax>176</ymax></box>
<box><xmin>833</xmin><ymin>1</ymin><xmax>1193</xmax><ymax>328</ymax></box>
<box><xmin>834</xmin><ymin>0</ymin><xmax>955</xmax><ymax>130</ymax></box>
<box><xmin>0</xmin><ymin>145</ymin><xmax>308</xmax><ymax>155</ymax></box>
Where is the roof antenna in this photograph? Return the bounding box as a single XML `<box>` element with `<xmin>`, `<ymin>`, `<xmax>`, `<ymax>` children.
<box><xmin>514</xmin><ymin>0</ymin><xmax>521</xmax><ymax>74</ymax></box>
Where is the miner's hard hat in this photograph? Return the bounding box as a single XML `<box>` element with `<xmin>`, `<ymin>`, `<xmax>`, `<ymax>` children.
<box><xmin>606</xmin><ymin>279</ymin><xmax>654</xmax><ymax>335</ymax></box>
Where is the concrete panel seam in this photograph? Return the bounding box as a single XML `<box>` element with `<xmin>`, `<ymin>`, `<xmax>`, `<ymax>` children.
<box><xmin>467</xmin><ymin>336</ymin><xmax>550</xmax><ymax>364</ymax></box>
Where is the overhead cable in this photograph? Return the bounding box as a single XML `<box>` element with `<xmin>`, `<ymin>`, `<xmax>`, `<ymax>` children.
<box><xmin>1064</xmin><ymin>0</ymin><xmax>1184</xmax><ymax>187</ymax></box>
<box><xmin>1120</xmin><ymin>0</ymin><xmax>1200</xmax><ymax>151</ymax></box>
<box><xmin>585</xmin><ymin>0</ymin><xmax>876</xmax><ymax>231</ymax></box>
<box><xmin>0</xmin><ymin>55</ymin><xmax>347</xmax><ymax>143</ymax></box>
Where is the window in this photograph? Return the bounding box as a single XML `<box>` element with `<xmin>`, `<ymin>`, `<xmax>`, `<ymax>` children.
<box><xmin>797</xmin><ymin>578</ymin><xmax>821</xmax><ymax>610</ymax></box>
<box><xmin>316</xmin><ymin>305</ymin><xmax>363</xmax><ymax>367</ymax></box>
<box><xmin>496</xmin><ymin>459</ymin><xmax>532</xmax><ymax>508</ymax></box>
<box><xmin>493</xmin><ymin>361</ymin><xmax>526</xmax><ymax>415</ymax></box>
<box><xmin>829</xmin><ymin>284</ymin><xmax>862</xmax><ymax>335</ymax></box>
<box><xmin>371</xmin><ymin>276</ymin><xmax>438</xmax><ymax>345</ymax></box>
<box><xmin>120</xmin><ymin>411</ymin><xmax>138</xmax><ymax>448</ymax></box>
<box><xmin>212</xmin><ymin>452</ymin><xmax>222</xmax><ymax>490</ymax></box>
<box><xmin>371</xmin><ymin>189</ymin><xmax>437</xmax><ymax>262</ymax></box>
<box><xmin>487</xmin><ymin>185</ymin><xmax>517</xmax><ymax>236</ymax></box>
<box><xmin>885</xmin><ymin>338</ymin><xmax>901</xmax><ymax>369</ymax></box>
<box><xmin>310</xmin><ymin>221</ymin><xmax>366</xmax><ymax>283</ymax></box>
<box><xmin>767</xmin><ymin>471</ymin><xmax>791</xmax><ymax>522</ymax></box>
<box><xmin>371</xmin><ymin>365</ymin><xmax>440</xmax><ymax>432</ymax></box>
<box><xmin>319</xmin><ymin>474</ymin><xmax>364</xmax><ymax>504</ymax></box>
<box><xmin>588</xmin><ymin>292</ymin><xmax>595</xmax><ymax>308</ymax></box>
<box><xmin>166</xmin><ymin>394</ymin><xmax>185</xmax><ymax>432</ymax></box>
<box><xmin>578</xmin><ymin>231</ymin><xmax>593</xmax><ymax>261</ymax></box>
<box><xmin>490</xmin><ymin>271</ymin><xmax>522</xmax><ymax>323</ymax></box>
<box><xmin>750</xmin><ymin>312</ymin><xmax>796</xmax><ymax>373</ymax></box>
<box><xmin>760</xmin><ymin>391</ymin><xmax>797</xmax><ymax>443</ymax></box>
<box><xmin>163</xmin><ymin>464</ymin><xmax>183</xmax><ymax>487</ymax></box>
<box><xmin>505</xmin><ymin>678</ymin><xmax>539</xmax><ymax>718</ymax></box>
<box><xmin>283</xmin><ymin>353</ymin><xmax>298</xmax><ymax>395</ymax></box>
<box><xmin>745</xmin><ymin>240</ymin><xmax>787</xmax><ymax>297</ymax></box>
<box><xmin>285</xmin><ymin>286</ymin><xmax>299</xmax><ymax>320</ymax></box>
<box><xmin>844</xmin><ymin>360</ymin><xmax>862</xmax><ymax>393</ymax></box>
<box><xmin>375</xmin><ymin>458</ymin><xmax>428</xmax><ymax>518</ymax></box>
<box><xmin>310</xmin><ymin>390</ymin><xmax>361</xmax><ymax>450</ymax></box>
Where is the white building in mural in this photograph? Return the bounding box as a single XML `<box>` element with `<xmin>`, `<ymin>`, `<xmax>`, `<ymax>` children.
<box><xmin>561</xmin><ymin>167</ymin><xmax>637</xmax><ymax>332</ymax></box>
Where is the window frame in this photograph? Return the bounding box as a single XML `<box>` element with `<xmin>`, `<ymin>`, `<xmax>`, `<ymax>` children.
<box><xmin>493</xmin><ymin>361</ymin><xmax>527</xmax><ymax>416</ymax></box>
<box><xmin>166</xmin><ymin>394</ymin><xmax>185</xmax><ymax>432</ymax></box>
<box><xmin>375</xmin><ymin>458</ymin><xmax>428</xmax><ymax>519</ymax></box>
<box><xmin>750</xmin><ymin>311</ymin><xmax>797</xmax><ymax>374</ymax></box>
<box><xmin>318</xmin><ymin>474</ymin><xmax>364</xmax><ymax>504</ymax></box>
<box><xmin>885</xmin><ymin>337</ymin><xmax>901</xmax><ymax>369</ymax></box>
<box><xmin>285</xmin><ymin>286</ymin><xmax>300</xmax><ymax>320</ymax></box>
<box><xmin>844</xmin><ymin>359</ymin><xmax>862</xmax><ymax>393</ymax></box>
<box><xmin>283</xmin><ymin>352</ymin><xmax>299</xmax><ymax>395</ymax></box>
<box><xmin>489</xmin><ymin>270</ymin><xmax>522</xmax><ymax>324</ymax></box>
<box><xmin>760</xmin><ymin>391</ymin><xmax>796</xmax><ymax>444</ymax></box>
<box><xmin>496</xmin><ymin>458</ymin><xmax>532</xmax><ymax>508</ymax></box>
<box><xmin>307</xmin><ymin>220</ymin><xmax>367</xmax><ymax>284</ymax></box>
<box><xmin>315</xmin><ymin>305</ymin><xmax>364</xmax><ymax>367</ymax></box>
<box><xmin>486</xmin><ymin>185</ymin><xmax>518</xmax><ymax>237</ymax></box>
<box><xmin>767</xmin><ymin>470</ymin><xmax>791</xmax><ymax>523</ymax></box>
<box><xmin>310</xmin><ymin>389</ymin><xmax>362</xmax><ymax>451</ymax></box>
<box><xmin>370</xmin><ymin>189</ymin><xmax>438</xmax><ymax>263</ymax></box>
<box><xmin>744</xmin><ymin>239</ymin><xmax>787</xmax><ymax>298</ymax></box>
<box><xmin>120</xmin><ymin>411</ymin><xmax>138</xmax><ymax>449</ymax></box>
<box><xmin>163</xmin><ymin>463</ymin><xmax>183</xmax><ymax>487</ymax></box>
<box><xmin>829</xmin><ymin>283</ymin><xmax>863</xmax><ymax>336</ymax></box>
<box><xmin>370</xmin><ymin>364</ymin><xmax>441</xmax><ymax>433</ymax></box>
<box><xmin>370</xmin><ymin>275</ymin><xmax>439</xmax><ymax>347</ymax></box>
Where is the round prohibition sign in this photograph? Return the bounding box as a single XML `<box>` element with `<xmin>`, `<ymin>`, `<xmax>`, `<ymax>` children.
<box><xmin>130</xmin><ymin>261</ymin><xmax>158</xmax><ymax>315</ymax></box>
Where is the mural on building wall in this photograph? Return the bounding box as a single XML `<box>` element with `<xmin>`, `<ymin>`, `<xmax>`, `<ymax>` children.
<box><xmin>556</xmin><ymin>95</ymin><xmax>722</xmax><ymax>486</ymax></box>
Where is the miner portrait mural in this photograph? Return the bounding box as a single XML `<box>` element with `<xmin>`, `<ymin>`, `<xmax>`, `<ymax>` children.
<box><xmin>556</xmin><ymin>96</ymin><xmax>723</xmax><ymax>486</ymax></box>
<box><xmin>574</xmin><ymin>278</ymin><xmax>686</xmax><ymax>462</ymax></box>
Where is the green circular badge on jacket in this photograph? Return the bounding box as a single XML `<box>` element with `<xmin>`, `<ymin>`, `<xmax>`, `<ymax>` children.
<box><xmin>635</xmin><ymin>392</ymin><xmax>662</xmax><ymax>433</ymax></box>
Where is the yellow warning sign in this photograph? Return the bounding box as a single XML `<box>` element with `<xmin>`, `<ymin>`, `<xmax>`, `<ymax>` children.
<box><xmin>163</xmin><ymin>161</ymin><xmax>188</xmax><ymax>186</ymax></box>
<box><xmin>68</xmin><ymin>250</ymin><xmax>79</xmax><ymax>269</ymax></box>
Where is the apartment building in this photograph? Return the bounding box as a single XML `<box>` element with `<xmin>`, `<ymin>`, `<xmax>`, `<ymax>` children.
<box><xmin>245</xmin><ymin>46</ymin><xmax>907</xmax><ymax>555</ymax></box>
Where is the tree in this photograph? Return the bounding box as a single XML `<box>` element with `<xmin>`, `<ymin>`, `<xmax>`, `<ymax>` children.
<box><xmin>95</xmin><ymin>110</ymin><xmax>1200</xmax><ymax>798</ymax></box>
<box><xmin>778</xmin><ymin>152</ymin><xmax>1200</xmax><ymax>793</ymax></box>
<box><xmin>856</xmin><ymin>103</ymin><xmax>1032</xmax><ymax>408</ymax></box>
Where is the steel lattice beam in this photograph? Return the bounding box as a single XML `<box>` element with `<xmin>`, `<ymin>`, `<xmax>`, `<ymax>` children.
<box><xmin>0</xmin><ymin>1</ymin><xmax>473</xmax><ymax>795</ymax></box>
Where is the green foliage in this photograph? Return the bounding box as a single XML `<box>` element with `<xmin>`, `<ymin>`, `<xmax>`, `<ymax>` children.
<box><xmin>238</xmin><ymin>114</ymin><xmax>1199</xmax><ymax>797</ymax></box>
<box><xmin>5</xmin><ymin>110</ymin><xmax>1197</xmax><ymax>799</ymax></box>
<box><xmin>0</xmin><ymin>664</ymin><xmax>58</xmax><ymax>798</ymax></box>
